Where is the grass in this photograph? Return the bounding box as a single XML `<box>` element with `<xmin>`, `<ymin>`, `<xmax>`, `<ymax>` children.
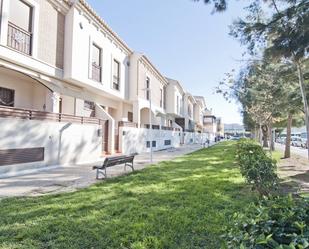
<box><xmin>0</xmin><ymin>142</ymin><xmax>257</xmax><ymax>249</ymax></box>
<box><xmin>269</xmin><ymin>150</ymin><xmax>283</xmax><ymax>162</ymax></box>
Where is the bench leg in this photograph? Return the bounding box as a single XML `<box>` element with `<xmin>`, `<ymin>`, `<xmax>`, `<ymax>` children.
<box><xmin>124</xmin><ymin>162</ymin><xmax>134</xmax><ymax>172</ymax></box>
<box><xmin>96</xmin><ymin>167</ymin><xmax>107</xmax><ymax>180</ymax></box>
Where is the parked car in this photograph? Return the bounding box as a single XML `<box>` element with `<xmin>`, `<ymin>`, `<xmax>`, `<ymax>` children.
<box><xmin>301</xmin><ymin>133</ymin><xmax>308</xmax><ymax>149</ymax></box>
<box><xmin>301</xmin><ymin>138</ymin><xmax>308</xmax><ymax>149</ymax></box>
<box><xmin>277</xmin><ymin>137</ymin><xmax>286</xmax><ymax>144</ymax></box>
<box><xmin>291</xmin><ymin>136</ymin><xmax>302</xmax><ymax>147</ymax></box>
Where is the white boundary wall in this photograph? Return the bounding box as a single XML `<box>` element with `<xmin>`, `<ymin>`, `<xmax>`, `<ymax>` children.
<box><xmin>119</xmin><ymin>127</ymin><xmax>208</xmax><ymax>154</ymax></box>
<box><xmin>119</xmin><ymin>127</ymin><xmax>181</xmax><ymax>154</ymax></box>
<box><xmin>0</xmin><ymin>118</ymin><xmax>102</xmax><ymax>177</ymax></box>
<box><xmin>183</xmin><ymin>132</ymin><xmax>208</xmax><ymax>145</ymax></box>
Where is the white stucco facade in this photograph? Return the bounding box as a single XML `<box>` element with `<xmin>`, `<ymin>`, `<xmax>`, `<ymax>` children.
<box><xmin>0</xmin><ymin>0</ymin><xmax>214</xmax><ymax>177</ymax></box>
<box><xmin>129</xmin><ymin>53</ymin><xmax>168</xmax><ymax>127</ymax></box>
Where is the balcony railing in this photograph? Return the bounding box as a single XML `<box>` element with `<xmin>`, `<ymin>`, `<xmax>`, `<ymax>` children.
<box><xmin>161</xmin><ymin>126</ymin><xmax>173</xmax><ymax>131</ymax></box>
<box><xmin>7</xmin><ymin>22</ymin><xmax>32</xmax><ymax>55</ymax></box>
<box><xmin>113</xmin><ymin>76</ymin><xmax>120</xmax><ymax>90</ymax></box>
<box><xmin>92</xmin><ymin>63</ymin><xmax>102</xmax><ymax>82</ymax></box>
<box><xmin>142</xmin><ymin>124</ymin><xmax>181</xmax><ymax>131</ymax></box>
<box><xmin>143</xmin><ymin>124</ymin><xmax>160</xmax><ymax>130</ymax></box>
<box><xmin>0</xmin><ymin>106</ymin><xmax>104</xmax><ymax>125</ymax></box>
<box><xmin>119</xmin><ymin>121</ymin><xmax>138</xmax><ymax>128</ymax></box>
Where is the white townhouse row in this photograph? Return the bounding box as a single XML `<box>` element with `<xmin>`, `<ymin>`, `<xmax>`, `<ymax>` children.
<box><xmin>0</xmin><ymin>0</ymin><xmax>218</xmax><ymax>177</ymax></box>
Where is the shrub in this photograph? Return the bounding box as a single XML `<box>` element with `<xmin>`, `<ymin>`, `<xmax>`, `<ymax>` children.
<box><xmin>236</xmin><ymin>139</ymin><xmax>278</xmax><ymax>196</ymax></box>
<box><xmin>224</xmin><ymin>195</ymin><xmax>309</xmax><ymax>249</ymax></box>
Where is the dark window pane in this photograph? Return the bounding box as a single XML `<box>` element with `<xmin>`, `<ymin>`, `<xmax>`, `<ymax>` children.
<box><xmin>92</xmin><ymin>44</ymin><xmax>101</xmax><ymax>66</ymax></box>
<box><xmin>146</xmin><ymin>77</ymin><xmax>150</xmax><ymax>100</ymax></box>
<box><xmin>91</xmin><ymin>44</ymin><xmax>101</xmax><ymax>82</ymax></box>
<box><xmin>128</xmin><ymin>112</ymin><xmax>133</xmax><ymax>122</ymax></box>
<box><xmin>113</xmin><ymin>60</ymin><xmax>120</xmax><ymax>79</ymax></box>
<box><xmin>164</xmin><ymin>140</ymin><xmax>171</xmax><ymax>146</ymax></box>
<box><xmin>0</xmin><ymin>87</ymin><xmax>15</xmax><ymax>107</ymax></box>
<box><xmin>113</xmin><ymin>60</ymin><xmax>120</xmax><ymax>90</ymax></box>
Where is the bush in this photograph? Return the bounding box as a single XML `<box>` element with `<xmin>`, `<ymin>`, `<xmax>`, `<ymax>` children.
<box><xmin>236</xmin><ymin>139</ymin><xmax>278</xmax><ymax>196</ymax></box>
<box><xmin>224</xmin><ymin>195</ymin><xmax>309</xmax><ymax>249</ymax></box>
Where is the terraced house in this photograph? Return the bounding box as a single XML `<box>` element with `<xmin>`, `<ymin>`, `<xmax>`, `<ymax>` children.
<box><xmin>0</xmin><ymin>0</ymin><xmax>215</xmax><ymax>177</ymax></box>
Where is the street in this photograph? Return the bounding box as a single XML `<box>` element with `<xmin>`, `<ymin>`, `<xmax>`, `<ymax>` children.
<box><xmin>275</xmin><ymin>143</ymin><xmax>309</xmax><ymax>159</ymax></box>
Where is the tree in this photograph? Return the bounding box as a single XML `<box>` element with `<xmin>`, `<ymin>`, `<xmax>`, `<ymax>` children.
<box><xmin>230</xmin><ymin>0</ymin><xmax>309</xmax><ymax>158</ymax></box>
<box><xmin>193</xmin><ymin>0</ymin><xmax>227</xmax><ymax>12</ymax></box>
<box><xmin>196</xmin><ymin>0</ymin><xmax>309</xmax><ymax>158</ymax></box>
<box><xmin>217</xmin><ymin>59</ymin><xmax>303</xmax><ymax>155</ymax></box>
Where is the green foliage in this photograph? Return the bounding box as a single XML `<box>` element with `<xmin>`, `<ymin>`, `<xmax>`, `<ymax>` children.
<box><xmin>225</xmin><ymin>195</ymin><xmax>309</xmax><ymax>249</ymax></box>
<box><xmin>193</xmin><ymin>0</ymin><xmax>227</xmax><ymax>12</ymax></box>
<box><xmin>0</xmin><ymin>142</ymin><xmax>256</xmax><ymax>249</ymax></box>
<box><xmin>237</xmin><ymin>139</ymin><xmax>279</xmax><ymax>196</ymax></box>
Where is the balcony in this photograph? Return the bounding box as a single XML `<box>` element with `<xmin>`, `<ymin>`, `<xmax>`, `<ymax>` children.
<box><xmin>118</xmin><ymin>121</ymin><xmax>138</xmax><ymax>128</ymax></box>
<box><xmin>142</xmin><ymin>124</ymin><xmax>180</xmax><ymax>131</ymax></box>
<box><xmin>92</xmin><ymin>63</ymin><xmax>101</xmax><ymax>82</ymax></box>
<box><xmin>144</xmin><ymin>124</ymin><xmax>160</xmax><ymax>130</ymax></box>
<box><xmin>0</xmin><ymin>106</ymin><xmax>103</xmax><ymax>125</ymax></box>
<box><xmin>7</xmin><ymin>22</ymin><xmax>32</xmax><ymax>55</ymax></box>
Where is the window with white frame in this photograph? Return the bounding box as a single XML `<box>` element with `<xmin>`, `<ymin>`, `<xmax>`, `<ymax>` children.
<box><xmin>113</xmin><ymin>59</ymin><xmax>120</xmax><ymax>90</ymax></box>
<box><xmin>8</xmin><ymin>0</ymin><xmax>33</xmax><ymax>55</ymax></box>
<box><xmin>91</xmin><ymin>44</ymin><xmax>102</xmax><ymax>82</ymax></box>
<box><xmin>160</xmin><ymin>88</ymin><xmax>163</xmax><ymax>108</ymax></box>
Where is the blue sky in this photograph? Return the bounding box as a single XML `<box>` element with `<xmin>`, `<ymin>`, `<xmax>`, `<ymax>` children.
<box><xmin>88</xmin><ymin>0</ymin><xmax>247</xmax><ymax>124</ymax></box>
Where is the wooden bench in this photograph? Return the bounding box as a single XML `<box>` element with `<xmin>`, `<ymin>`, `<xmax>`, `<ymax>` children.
<box><xmin>93</xmin><ymin>154</ymin><xmax>135</xmax><ymax>179</ymax></box>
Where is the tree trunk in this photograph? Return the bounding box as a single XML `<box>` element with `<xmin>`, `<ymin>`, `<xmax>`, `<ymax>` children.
<box><xmin>269</xmin><ymin>121</ymin><xmax>274</xmax><ymax>151</ymax></box>
<box><xmin>259</xmin><ymin>124</ymin><xmax>263</xmax><ymax>145</ymax></box>
<box><xmin>296</xmin><ymin>62</ymin><xmax>309</xmax><ymax>160</ymax></box>
<box><xmin>284</xmin><ymin>113</ymin><xmax>292</xmax><ymax>158</ymax></box>
<box><xmin>262</xmin><ymin>125</ymin><xmax>268</xmax><ymax>148</ymax></box>
<box><xmin>254</xmin><ymin>126</ymin><xmax>260</xmax><ymax>141</ymax></box>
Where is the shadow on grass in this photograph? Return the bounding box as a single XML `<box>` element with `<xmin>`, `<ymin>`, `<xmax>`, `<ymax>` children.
<box><xmin>0</xmin><ymin>142</ymin><xmax>256</xmax><ymax>249</ymax></box>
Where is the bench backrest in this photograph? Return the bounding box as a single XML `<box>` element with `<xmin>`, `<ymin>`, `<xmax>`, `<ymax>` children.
<box><xmin>103</xmin><ymin>154</ymin><xmax>135</xmax><ymax>167</ymax></box>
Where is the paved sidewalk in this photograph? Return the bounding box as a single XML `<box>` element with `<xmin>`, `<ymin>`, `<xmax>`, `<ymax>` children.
<box><xmin>275</xmin><ymin>143</ymin><xmax>309</xmax><ymax>194</ymax></box>
<box><xmin>0</xmin><ymin>144</ymin><xmax>207</xmax><ymax>198</ymax></box>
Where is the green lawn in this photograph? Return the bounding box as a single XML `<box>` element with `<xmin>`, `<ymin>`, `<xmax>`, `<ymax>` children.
<box><xmin>0</xmin><ymin>142</ymin><xmax>257</xmax><ymax>249</ymax></box>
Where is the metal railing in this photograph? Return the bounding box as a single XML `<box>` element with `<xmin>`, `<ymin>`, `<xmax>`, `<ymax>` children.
<box><xmin>118</xmin><ymin>121</ymin><xmax>138</xmax><ymax>128</ymax></box>
<box><xmin>7</xmin><ymin>22</ymin><xmax>32</xmax><ymax>55</ymax></box>
<box><xmin>142</xmin><ymin>124</ymin><xmax>181</xmax><ymax>131</ymax></box>
<box><xmin>113</xmin><ymin>76</ymin><xmax>120</xmax><ymax>90</ymax></box>
<box><xmin>0</xmin><ymin>106</ymin><xmax>104</xmax><ymax>125</ymax></box>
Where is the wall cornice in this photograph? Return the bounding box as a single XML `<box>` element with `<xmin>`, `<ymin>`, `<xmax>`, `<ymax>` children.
<box><xmin>139</xmin><ymin>55</ymin><xmax>168</xmax><ymax>87</ymax></box>
<box><xmin>75</xmin><ymin>0</ymin><xmax>132</xmax><ymax>55</ymax></box>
